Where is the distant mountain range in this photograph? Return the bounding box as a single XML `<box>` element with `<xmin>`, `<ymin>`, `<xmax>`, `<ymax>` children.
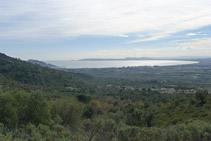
<box><xmin>79</xmin><ymin>57</ymin><xmax>152</xmax><ymax>61</ymax></box>
<box><xmin>78</xmin><ymin>56</ymin><xmax>211</xmax><ymax>61</ymax></box>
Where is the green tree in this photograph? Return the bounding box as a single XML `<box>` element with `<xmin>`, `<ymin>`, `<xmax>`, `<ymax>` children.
<box><xmin>26</xmin><ymin>92</ymin><xmax>50</xmax><ymax>125</ymax></box>
<box><xmin>82</xmin><ymin>118</ymin><xmax>117</xmax><ymax>141</ymax></box>
<box><xmin>0</xmin><ymin>93</ymin><xmax>18</xmax><ymax>128</ymax></box>
<box><xmin>51</xmin><ymin>98</ymin><xmax>84</xmax><ymax>128</ymax></box>
<box><xmin>76</xmin><ymin>94</ymin><xmax>92</xmax><ymax>104</ymax></box>
<box><xmin>195</xmin><ymin>89</ymin><xmax>208</xmax><ymax>106</ymax></box>
<box><xmin>14</xmin><ymin>91</ymin><xmax>29</xmax><ymax>125</ymax></box>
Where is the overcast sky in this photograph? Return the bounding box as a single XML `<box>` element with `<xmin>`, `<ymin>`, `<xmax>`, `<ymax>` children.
<box><xmin>0</xmin><ymin>0</ymin><xmax>211</xmax><ymax>60</ymax></box>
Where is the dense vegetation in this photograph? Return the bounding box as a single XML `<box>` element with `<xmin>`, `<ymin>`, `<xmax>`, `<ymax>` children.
<box><xmin>0</xmin><ymin>88</ymin><xmax>211</xmax><ymax>140</ymax></box>
<box><xmin>0</xmin><ymin>53</ymin><xmax>211</xmax><ymax>140</ymax></box>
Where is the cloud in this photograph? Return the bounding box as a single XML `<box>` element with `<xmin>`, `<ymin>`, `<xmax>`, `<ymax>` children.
<box><xmin>0</xmin><ymin>0</ymin><xmax>211</xmax><ymax>42</ymax></box>
<box><xmin>187</xmin><ymin>33</ymin><xmax>197</xmax><ymax>36</ymax></box>
<box><xmin>127</xmin><ymin>32</ymin><xmax>170</xmax><ymax>43</ymax></box>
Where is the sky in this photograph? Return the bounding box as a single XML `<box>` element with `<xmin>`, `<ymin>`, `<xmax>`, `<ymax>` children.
<box><xmin>0</xmin><ymin>0</ymin><xmax>211</xmax><ymax>60</ymax></box>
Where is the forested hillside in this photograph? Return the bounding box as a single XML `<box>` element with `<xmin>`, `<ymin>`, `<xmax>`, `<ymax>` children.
<box><xmin>0</xmin><ymin>53</ymin><xmax>95</xmax><ymax>92</ymax></box>
<box><xmin>0</xmin><ymin>53</ymin><xmax>211</xmax><ymax>140</ymax></box>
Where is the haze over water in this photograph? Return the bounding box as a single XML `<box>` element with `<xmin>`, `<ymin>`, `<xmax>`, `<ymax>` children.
<box><xmin>47</xmin><ymin>60</ymin><xmax>198</xmax><ymax>69</ymax></box>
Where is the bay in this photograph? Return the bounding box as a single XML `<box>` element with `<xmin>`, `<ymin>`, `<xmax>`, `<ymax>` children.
<box><xmin>47</xmin><ymin>60</ymin><xmax>198</xmax><ymax>69</ymax></box>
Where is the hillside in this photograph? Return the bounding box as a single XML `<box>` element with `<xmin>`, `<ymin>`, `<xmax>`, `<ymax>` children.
<box><xmin>0</xmin><ymin>53</ymin><xmax>95</xmax><ymax>92</ymax></box>
<box><xmin>0</xmin><ymin>53</ymin><xmax>211</xmax><ymax>140</ymax></box>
